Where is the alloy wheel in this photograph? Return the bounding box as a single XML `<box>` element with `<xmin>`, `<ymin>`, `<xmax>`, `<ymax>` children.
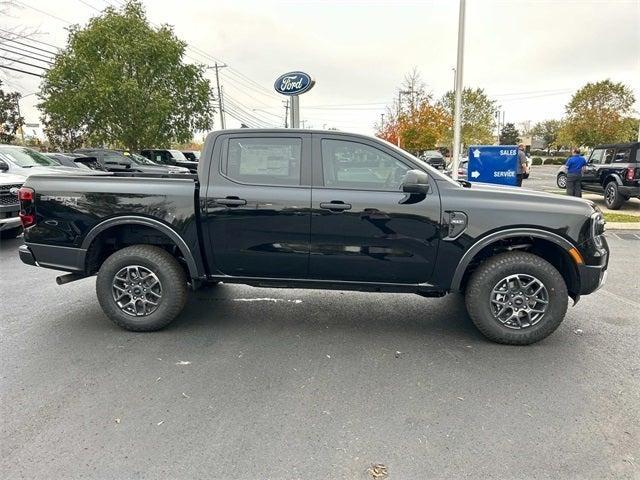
<box><xmin>112</xmin><ymin>265</ymin><xmax>162</xmax><ymax>316</ymax></box>
<box><xmin>489</xmin><ymin>274</ymin><xmax>549</xmax><ymax>329</ymax></box>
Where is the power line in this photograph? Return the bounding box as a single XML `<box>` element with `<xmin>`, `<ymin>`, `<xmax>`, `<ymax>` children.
<box><xmin>0</xmin><ymin>46</ymin><xmax>53</xmax><ymax>64</ymax></box>
<box><xmin>0</xmin><ymin>65</ymin><xmax>43</xmax><ymax>77</ymax></box>
<box><xmin>14</xmin><ymin>1</ymin><xmax>72</xmax><ymax>25</ymax></box>
<box><xmin>0</xmin><ymin>35</ymin><xmax>59</xmax><ymax>56</ymax></box>
<box><xmin>0</xmin><ymin>55</ymin><xmax>50</xmax><ymax>71</ymax></box>
<box><xmin>0</xmin><ymin>28</ymin><xmax>61</xmax><ymax>52</ymax></box>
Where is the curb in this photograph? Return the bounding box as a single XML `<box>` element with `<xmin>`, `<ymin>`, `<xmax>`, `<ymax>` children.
<box><xmin>606</xmin><ymin>223</ymin><xmax>640</xmax><ymax>230</ymax></box>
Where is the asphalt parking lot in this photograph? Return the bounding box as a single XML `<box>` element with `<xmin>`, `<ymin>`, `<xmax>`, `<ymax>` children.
<box><xmin>1</xmin><ymin>193</ymin><xmax>639</xmax><ymax>479</ymax></box>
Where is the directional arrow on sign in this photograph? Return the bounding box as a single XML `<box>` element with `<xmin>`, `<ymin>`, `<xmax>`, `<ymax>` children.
<box><xmin>473</xmin><ymin>149</ymin><xmax>481</xmax><ymax>158</ymax></box>
<box><xmin>471</xmin><ymin>170</ymin><xmax>480</xmax><ymax>179</ymax></box>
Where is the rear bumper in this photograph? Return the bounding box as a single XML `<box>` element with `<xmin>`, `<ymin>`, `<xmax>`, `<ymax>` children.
<box><xmin>619</xmin><ymin>185</ymin><xmax>640</xmax><ymax>197</ymax></box>
<box><xmin>19</xmin><ymin>242</ymin><xmax>86</xmax><ymax>272</ymax></box>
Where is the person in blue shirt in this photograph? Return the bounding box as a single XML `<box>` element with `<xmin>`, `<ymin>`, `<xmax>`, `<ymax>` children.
<box><xmin>565</xmin><ymin>148</ymin><xmax>588</xmax><ymax>197</ymax></box>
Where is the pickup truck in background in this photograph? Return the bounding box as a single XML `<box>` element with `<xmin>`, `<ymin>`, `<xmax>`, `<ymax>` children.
<box><xmin>18</xmin><ymin>130</ymin><xmax>609</xmax><ymax>345</ymax></box>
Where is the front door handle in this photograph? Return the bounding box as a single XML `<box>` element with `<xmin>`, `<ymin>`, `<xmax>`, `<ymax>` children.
<box><xmin>216</xmin><ymin>196</ymin><xmax>247</xmax><ymax>207</ymax></box>
<box><xmin>320</xmin><ymin>201</ymin><xmax>352</xmax><ymax>211</ymax></box>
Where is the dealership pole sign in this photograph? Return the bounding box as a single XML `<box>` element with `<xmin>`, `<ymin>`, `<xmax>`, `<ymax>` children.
<box><xmin>274</xmin><ymin>71</ymin><xmax>315</xmax><ymax>128</ymax></box>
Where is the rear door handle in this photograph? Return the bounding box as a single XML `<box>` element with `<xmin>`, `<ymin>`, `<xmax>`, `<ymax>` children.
<box><xmin>216</xmin><ymin>197</ymin><xmax>247</xmax><ymax>207</ymax></box>
<box><xmin>320</xmin><ymin>201</ymin><xmax>352</xmax><ymax>211</ymax></box>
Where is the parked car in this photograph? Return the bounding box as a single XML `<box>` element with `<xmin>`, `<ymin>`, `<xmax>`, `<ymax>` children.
<box><xmin>419</xmin><ymin>150</ymin><xmax>446</xmax><ymax>169</ymax></box>
<box><xmin>181</xmin><ymin>150</ymin><xmax>200</xmax><ymax>162</ymax></box>
<box><xmin>0</xmin><ymin>173</ymin><xmax>24</xmax><ymax>239</ymax></box>
<box><xmin>140</xmin><ymin>149</ymin><xmax>198</xmax><ymax>173</ymax></box>
<box><xmin>556</xmin><ymin>165</ymin><xmax>568</xmax><ymax>188</ymax></box>
<box><xmin>19</xmin><ymin>129</ymin><xmax>609</xmax><ymax>345</ymax></box>
<box><xmin>44</xmin><ymin>153</ymin><xmax>106</xmax><ymax>171</ymax></box>
<box><xmin>74</xmin><ymin>148</ymin><xmax>135</xmax><ymax>172</ymax></box>
<box><xmin>445</xmin><ymin>158</ymin><xmax>468</xmax><ymax>179</ymax></box>
<box><xmin>581</xmin><ymin>142</ymin><xmax>639</xmax><ymax>209</ymax></box>
<box><xmin>126</xmin><ymin>152</ymin><xmax>191</xmax><ymax>175</ymax></box>
<box><xmin>0</xmin><ymin>145</ymin><xmax>85</xmax><ymax>179</ymax></box>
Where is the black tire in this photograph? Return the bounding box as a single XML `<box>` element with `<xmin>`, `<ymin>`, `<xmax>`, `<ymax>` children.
<box><xmin>556</xmin><ymin>172</ymin><xmax>567</xmax><ymax>189</ymax></box>
<box><xmin>96</xmin><ymin>245</ymin><xmax>188</xmax><ymax>331</ymax></box>
<box><xmin>465</xmin><ymin>252</ymin><xmax>568</xmax><ymax>345</ymax></box>
<box><xmin>0</xmin><ymin>226</ymin><xmax>22</xmax><ymax>240</ymax></box>
<box><xmin>604</xmin><ymin>181</ymin><xmax>626</xmax><ymax>210</ymax></box>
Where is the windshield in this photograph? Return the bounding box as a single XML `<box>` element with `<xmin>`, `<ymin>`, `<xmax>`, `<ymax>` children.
<box><xmin>0</xmin><ymin>146</ymin><xmax>59</xmax><ymax>167</ymax></box>
<box><xmin>169</xmin><ymin>150</ymin><xmax>188</xmax><ymax>161</ymax></box>
<box><xmin>128</xmin><ymin>153</ymin><xmax>156</xmax><ymax>165</ymax></box>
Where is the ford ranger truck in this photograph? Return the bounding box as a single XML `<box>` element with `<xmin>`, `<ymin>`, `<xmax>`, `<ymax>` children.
<box><xmin>18</xmin><ymin>130</ymin><xmax>609</xmax><ymax>345</ymax></box>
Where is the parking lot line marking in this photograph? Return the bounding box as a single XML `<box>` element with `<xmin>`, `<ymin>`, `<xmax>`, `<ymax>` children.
<box><xmin>599</xmin><ymin>289</ymin><xmax>640</xmax><ymax>308</ymax></box>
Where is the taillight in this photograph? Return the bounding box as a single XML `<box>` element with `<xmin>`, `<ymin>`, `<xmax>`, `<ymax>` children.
<box><xmin>625</xmin><ymin>167</ymin><xmax>636</xmax><ymax>181</ymax></box>
<box><xmin>18</xmin><ymin>187</ymin><xmax>35</xmax><ymax>228</ymax></box>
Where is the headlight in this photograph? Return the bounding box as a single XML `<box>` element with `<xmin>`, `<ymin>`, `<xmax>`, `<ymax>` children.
<box><xmin>591</xmin><ymin>211</ymin><xmax>605</xmax><ymax>247</ymax></box>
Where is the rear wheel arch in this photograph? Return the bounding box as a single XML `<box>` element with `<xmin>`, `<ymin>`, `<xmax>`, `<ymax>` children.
<box><xmin>451</xmin><ymin>229</ymin><xmax>580</xmax><ymax>296</ymax></box>
<box><xmin>82</xmin><ymin>217</ymin><xmax>199</xmax><ymax>279</ymax></box>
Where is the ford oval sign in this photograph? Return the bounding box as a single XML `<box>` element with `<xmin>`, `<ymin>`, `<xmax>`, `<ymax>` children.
<box><xmin>274</xmin><ymin>71</ymin><xmax>315</xmax><ymax>96</ymax></box>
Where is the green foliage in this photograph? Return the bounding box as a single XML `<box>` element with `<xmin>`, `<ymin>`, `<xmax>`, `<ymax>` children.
<box><xmin>562</xmin><ymin>79</ymin><xmax>635</xmax><ymax>147</ymax></box>
<box><xmin>38</xmin><ymin>0</ymin><xmax>213</xmax><ymax>151</ymax></box>
<box><xmin>531</xmin><ymin>119</ymin><xmax>562</xmax><ymax>152</ymax></box>
<box><xmin>499</xmin><ymin>123</ymin><xmax>520</xmax><ymax>145</ymax></box>
<box><xmin>546</xmin><ymin>157</ymin><xmax>566</xmax><ymax>165</ymax></box>
<box><xmin>0</xmin><ymin>80</ymin><xmax>24</xmax><ymax>144</ymax></box>
<box><xmin>531</xmin><ymin>157</ymin><xmax>543</xmax><ymax>165</ymax></box>
<box><xmin>439</xmin><ymin>88</ymin><xmax>497</xmax><ymax>146</ymax></box>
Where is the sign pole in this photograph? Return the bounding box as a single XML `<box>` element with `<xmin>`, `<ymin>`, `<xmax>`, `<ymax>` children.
<box><xmin>290</xmin><ymin>95</ymin><xmax>300</xmax><ymax>128</ymax></box>
<box><xmin>451</xmin><ymin>0</ymin><xmax>466</xmax><ymax>181</ymax></box>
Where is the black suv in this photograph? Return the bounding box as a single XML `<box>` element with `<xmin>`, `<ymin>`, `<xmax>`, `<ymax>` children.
<box><xmin>581</xmin><ymin>142</ymin><xmax>640</xmax><ymax>209</ymax></box>
<box><xmin>140</xmin><ymin>149</ymin><xmax>198</xmax><ymax>173</ymax></box>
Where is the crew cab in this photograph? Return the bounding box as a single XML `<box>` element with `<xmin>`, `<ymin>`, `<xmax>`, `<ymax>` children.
<box><xmin>18</xmin><ymin>130</ymin><xmax>609</xmax><ymax>345</ymax></box>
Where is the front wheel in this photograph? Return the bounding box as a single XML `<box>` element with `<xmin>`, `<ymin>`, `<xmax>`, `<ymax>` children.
<box><xmin>465</xmin><ymin>252</ymin><xmax>568</xmax><ymax>345</ymax></box>
<box><xmin>96</xmin><ymin>245</ymin><xmax>188</xmax><ymax>331</ymax></box>
<box><xmin>556</xmin><ymin>172</ymin><xmax>567</xmax><ymax>189</ymax></box>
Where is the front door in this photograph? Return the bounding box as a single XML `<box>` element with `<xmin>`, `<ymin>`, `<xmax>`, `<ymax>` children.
<box><xmin>203</xmin><ymin>133</ymin><xmax>312</xmax><ymax>278</ymax></box>
<box><xmin>309</xmin><ymin>135</ymin><xmax>440</xmax><ymax>284</ymax></box>
<box><xmin>582</xmin><ymin>147</ymin><xmax>608</xmax><ymax>190</ymax></box>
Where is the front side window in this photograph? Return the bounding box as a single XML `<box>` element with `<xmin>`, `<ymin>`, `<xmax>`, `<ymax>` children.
<box><xmin>589</xmin><ymin>149</ymin><xmax>604</xmax><ymax>164</ymax></box>
<box><xmin>613</xmin><ymin>148</ymin><xmax>631</xmax><ymax>163</ymax></box>
<box><xmin>226</xmin><ymin>137</ymin><xmax>302</xmax><ymax>186</ymax></box>
<box><xmin>321</xmin><ymin>139</ymin><xmax>411</xmax><ymax>191</ymax></box>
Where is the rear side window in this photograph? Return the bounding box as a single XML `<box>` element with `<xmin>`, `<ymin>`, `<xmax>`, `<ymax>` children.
<box><xmin>613</xmin><ymin>148</ymin><xmax>631</xmax><ymax>163</ymax></box>
<box><xmin>226</xmin><ymin>137</ymin><xmax>301</xmax><ymax>186</ymax></box>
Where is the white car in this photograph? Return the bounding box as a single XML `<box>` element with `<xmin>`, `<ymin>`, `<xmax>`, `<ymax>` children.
<box><xmin>0</xmin><ymin>145</ymin><xmax>86</xmax><ymax>179</ymax></box>
<box><xmin>0</xmin><ymin>172</ymin><xmax>25</xmax><ymax>239</ymax></box>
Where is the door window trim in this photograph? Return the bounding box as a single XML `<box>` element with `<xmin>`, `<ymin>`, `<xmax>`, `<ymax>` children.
<box><xmin>312</xmin><ymin>135</ymin><xmax>430</xmax><ymax>193</ymax></box>
<box><xmin>218</xmin><ymin>134</ymin><xmax>311</xmax><ymax>188</ymax></box>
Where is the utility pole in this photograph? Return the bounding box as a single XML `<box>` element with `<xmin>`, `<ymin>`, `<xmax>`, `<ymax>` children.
<box><xmin>15</xmin><ymin>96</ymin><xmax>24</xmax><ymax>144</ymax></box>
<box><xmin>208</xmin><ymin>62</ymin><xmax>227</xmax><ymax>129</ymax></box>
<box><xmin>380</xmin><ymin>113</ymin><xmax>385</xmax><ymax>130</ymax></box>
<box><xmin>451</xmin><ymin>0</ymin><xmax>466</xmax><ymax>180</ymax></box>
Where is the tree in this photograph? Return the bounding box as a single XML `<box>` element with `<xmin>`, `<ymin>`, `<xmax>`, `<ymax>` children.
<box><xmin>562</xmin><ymin>79</ymin><xmax>635</xmax><ymax>147</ymax></box>
<box><xmin>531</xmin><ymin>119</ymin><xmax>562</xmax><ymax>153</ymax></box>
<box><xmin>38</xmin><ymin>1</ymin><xmax>214</xmax><ymax>151</ymax></box>
<box><xmin>375</xmin><ymin>69</ymin><xmax>450</xmax><ymax>152</ymax></box>
<box><xmin>499</xmin><ymin>123</ymin><xmax>520</xmax><ymax>145</ymax></box>
<box><xmin>438</xmin><ymin>88</ymin><xmax>498</xmax><ymax>146</ymax></box>
<box><xmin>0</xmin><ymin>80</ymin><xmax>24</xmax><ymax>143</ymax></box>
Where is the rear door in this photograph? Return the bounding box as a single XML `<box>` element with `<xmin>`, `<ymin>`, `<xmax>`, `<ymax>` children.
<box><xmin>309</xmin><ymin>134</ymin><xmax>441</xmax><ymax>284</ymax></box>
<box><xmin>202</xmin><ymin>132</ymin><xmax>312</xmax><ymax>278</ymax></box>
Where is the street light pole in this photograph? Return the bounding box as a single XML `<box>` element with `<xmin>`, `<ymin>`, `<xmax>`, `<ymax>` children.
<box><xmin>451</xmin><ymin>0</ymin><xmax>466</xmax><ymax>181</ymax></box>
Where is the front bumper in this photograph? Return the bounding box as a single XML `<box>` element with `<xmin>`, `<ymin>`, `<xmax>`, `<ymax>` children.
<box><xmin>577</xmin><ymin>262</ymin><xmax>608</xmax><ymax>295</ymax></box>
<box><xmin>0</xmin><ymin>216</ymin><xmax>21</xmax><ymax>231</ymax></box>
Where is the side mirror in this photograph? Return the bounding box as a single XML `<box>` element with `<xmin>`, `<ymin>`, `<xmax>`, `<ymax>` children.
<box><xmin>402</xmin><ymin>169</ymin><xmax>430</xmax><ymax>194</ymax></box>
<box><xmin>0</xmin><ymin>159</ymin><xmax>8</xmax><ymax>171</ymax></box>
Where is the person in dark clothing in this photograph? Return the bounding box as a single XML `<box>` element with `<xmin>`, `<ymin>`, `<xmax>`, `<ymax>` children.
<box><xmin>565</xmin><ymin>148</ymin><xmax>588</xmax><ymax>197</ymax></box>
<box><xmin>516</xmin><ymin>144</ymin><xmax>528</xmax><ymax>187</ymax></box>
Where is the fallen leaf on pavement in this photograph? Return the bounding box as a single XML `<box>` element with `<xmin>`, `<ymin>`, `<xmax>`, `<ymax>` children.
<box><xmin>367</xmin><ymin>463</ymin><xmax>388</xmax><ymax>479</ymax></box>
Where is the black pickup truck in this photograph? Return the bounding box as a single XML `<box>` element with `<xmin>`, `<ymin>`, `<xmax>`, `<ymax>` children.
<box><xmin>18</xmin><ymin>130</ymin><xmax>609</xmax><ymax>345</ymax></box>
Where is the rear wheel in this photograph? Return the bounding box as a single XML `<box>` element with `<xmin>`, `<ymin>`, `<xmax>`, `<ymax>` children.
<box><xmin>96</xmin><ymin>245</ymin><xmax>188</xmax><ymax>331</ymax></box>
<box><xmin>465</xmin><ymin>252</ymin><xmax>568</xmax><ymax>345</ymax></box>
<box><xmin>604</xmin><ymin>181</ymin><xmax>626</xmax><ymax>210</ymax></box>
<box><xmin>556</xmin><ymin>172</ymin><xmax>567</xmax><ymax>189</ymax></box>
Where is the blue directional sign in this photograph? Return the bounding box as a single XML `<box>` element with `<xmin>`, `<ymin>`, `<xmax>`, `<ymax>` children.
<box><xmin>467</xmin><ymin>145</ymin><xmax>519</xmax><ymax>186</ymax></box>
